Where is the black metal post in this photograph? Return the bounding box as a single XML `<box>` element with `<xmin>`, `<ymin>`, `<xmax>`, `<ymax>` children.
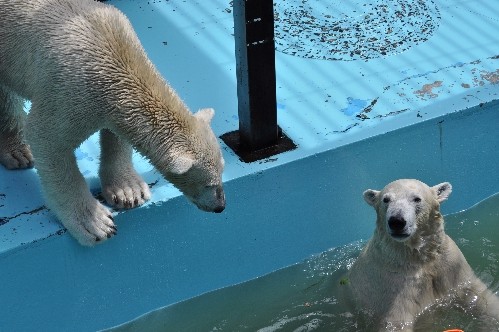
<box><xmin>221</xmin><ymin>0</ymin><xmax>296</xmax><ymax>162</ymax></box>
<box><xmin>233</xmin><ymin>0</ymin><xmax>278</xmax><ymax>150</ymax></box>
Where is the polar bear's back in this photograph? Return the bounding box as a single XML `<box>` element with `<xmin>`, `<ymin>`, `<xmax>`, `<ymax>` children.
<box><xmin>0</xmin><ymin>0</ymin><xmax>143</xmax><ymax>101</ymax></box>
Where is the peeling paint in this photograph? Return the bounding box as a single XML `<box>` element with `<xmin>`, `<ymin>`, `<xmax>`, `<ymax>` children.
<box><xmin>331</xmin><ymin>55</ymin><xmax>499</xmax><ymax>133</ymax></box>
<box><xmin>374</xmin><ymin>109</ymin><xmax>409</xmax><ymax>119</ymax></box>
<box><xmin>414</xmin><ymin>81</ymin><xmax>443</xmax><ymax>99</ymax></box>
<box><xmin>471</xmin><ymin>68</ymin><xmax>499</xmax><ymax>86</ymax></box>
<box><xmin>340</xmin><ymin>98</ymin><xmax>368</xmax><ymax>116</ymax></box>
<box><xmin>481</xmin><ymin>69</ymin><xmax>499</xmax><ymax>84</ymax></box>
<box><xmin>355</xmin><ymin>98</ymin><xmax>379</xmax><ymax>120</ymax></box>
<box><xmin>333</xmin><ymin>122</ymin><xmax>360</xmax><ymax>133</ymax></box>
<box><xmin>273</xmin><ymin>0</ymin><xmax>441</xmax><ymax>61</ymax></box>
<box><xmin>0</xmin><ymin>206</ymin><xmax>47</xmax><ymax>226</ymax></box>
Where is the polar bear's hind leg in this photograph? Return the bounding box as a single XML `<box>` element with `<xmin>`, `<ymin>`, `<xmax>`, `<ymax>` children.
<box><xmin>0</xmin><ymin>85</ymin><xmax>34</xmax><ymax>169</ymax></box>
<box><xmin>99</xmin><ymin>129</ymin><xmax>151</xmax><ymax>209</ymax></box>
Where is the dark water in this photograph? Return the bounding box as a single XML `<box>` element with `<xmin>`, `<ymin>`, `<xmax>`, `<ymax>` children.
<box><xmin>110</xmin><ymin>194</ymin><xmax>499</xmax><ymax>332</ymax></box>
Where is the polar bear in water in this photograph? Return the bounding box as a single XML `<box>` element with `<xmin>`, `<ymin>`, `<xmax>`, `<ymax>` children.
<box><xmin>0</xmin><ymin>0</ymin><xmax>225</xmax><ymax>246</ymax></box>
<box><xmin>349</xmin><ymin>179</ymin><xmax>499</xmax><ymax>331</ymax></box>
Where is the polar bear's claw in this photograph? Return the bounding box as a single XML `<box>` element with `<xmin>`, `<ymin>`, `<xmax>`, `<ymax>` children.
<box><xmin>66</xmin><ymin>200</ymin><xmax>118</xmax><ymax>246</ymax></box>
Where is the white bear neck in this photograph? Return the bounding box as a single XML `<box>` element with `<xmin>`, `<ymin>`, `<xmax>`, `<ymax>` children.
<box><xmin>372</xmin><ymin>218</ymin><xmax>446</xmax><ymax>269</ymax></box>
<box><xmin>108</xmin><ymin>76</ymin><xmax>197</xmax><ymax>171</ymax></box>
<box><xmin>87</xmin><ymin>10</ymin><xmax>198</xmax><ymax>164</ymax></box>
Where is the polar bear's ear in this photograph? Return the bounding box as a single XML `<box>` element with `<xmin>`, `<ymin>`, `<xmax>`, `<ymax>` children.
<box><xmin>195</xmin><ymin>108</ymin><xmax>215</xmax><ymax>124</ymax></box>
<box><xmin>363</xmin><ymin>189</ymin><xmax>379</xmax><ymax>206</ymax></box>
<box><xmin>432</xmin><ymin>182</ymin><xmax>452</xmax><ymax>203</ymax></box>
<box><xmin>169</xmin><ymin>155</ymin><xmax>195</xmax><ymax>175</ymax></box>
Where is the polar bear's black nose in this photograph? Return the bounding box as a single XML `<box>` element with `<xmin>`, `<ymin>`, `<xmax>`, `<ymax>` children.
<box><xmin>213</xmin><ymin>187</ymin><xmax>225</xmax><ymax>213</ymax></box>
<box><xmin>388</xmin><ymin>216</ymin><xmax>406</xmax><ymax>232</ymax></box>
<box><xmin>214</xmin><ymin>206</ymin><xmax>225</xmax><ymax>213</ymax></box>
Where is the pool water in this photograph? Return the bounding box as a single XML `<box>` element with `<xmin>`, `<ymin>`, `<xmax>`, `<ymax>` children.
<box><xmin>109</xmin><ymin>193</ymin><xmax>499</xmax><ymax>332</ymax></box>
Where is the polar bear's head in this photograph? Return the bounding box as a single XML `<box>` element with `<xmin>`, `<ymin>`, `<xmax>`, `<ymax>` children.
<box><xmin>160</xmin><ymin>108</ymin><xmax>226</xmax><ymax>213</ymax></box>
<box><xmin>363</xmin><ymin>179</ymin><xmax>452</xmax><ymax>245</ymax></box>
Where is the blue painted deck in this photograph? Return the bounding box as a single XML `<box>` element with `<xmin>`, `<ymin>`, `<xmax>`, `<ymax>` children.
<box><xmin>1</xmin><ymin>0</ymin><xmax>498</xmax><ymax>330</ymax></box>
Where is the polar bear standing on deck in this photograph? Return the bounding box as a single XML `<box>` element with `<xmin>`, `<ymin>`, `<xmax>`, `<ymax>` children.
<box><xmin>0</xmin><ymin>0</ymin><xmax>225</xmax><ymax>246</ymax></box>
<box><xmin>349</xmin><ymin>179</ymin><xmax>499</xmax><ymax>331</ymax></box>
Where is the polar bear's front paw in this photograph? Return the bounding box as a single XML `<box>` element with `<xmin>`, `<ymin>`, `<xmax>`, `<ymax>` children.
<box><xmin>0</xmin><ymin>141</ymin><xmax>34</xmax><ymax>169</ymax></box>
<box><xmin>101</xmin><ymin>173</ymin><xmax>151</xmax><ymax>209</ymax></box>
<box><xmin>65</xmin><ymin>200</ymin><xmax>117</xmax><ymax>246</ymax></box>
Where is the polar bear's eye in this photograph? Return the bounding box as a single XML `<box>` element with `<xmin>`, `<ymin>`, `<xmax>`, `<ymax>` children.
<box><xmin>413</xmin><ymin>196</ymin><xmax>422</xmax><ymax>203</ymax></box>
<box><xmin>383</xmin><ymin>196</ymin><xmax>390</xmax><ymax>203</ymax></box>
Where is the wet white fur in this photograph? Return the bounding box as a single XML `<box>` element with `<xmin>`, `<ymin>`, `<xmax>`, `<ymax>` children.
<box><xmin>349</xmin><ymin>179</ymin><xmax>499</xmax><ymax>331</ymax></box>
<box><xmin>0</xmin><ymin>0</ymin><xmax>225</xmax><ymax>246</ymax></box>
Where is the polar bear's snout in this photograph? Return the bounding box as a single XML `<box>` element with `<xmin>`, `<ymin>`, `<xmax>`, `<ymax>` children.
<box><xmin>213</xmin><ymin>186</ymin><xmax>225</xmax><ymax>213</ymax></box>
<box><xmin>386</xmin><ymin>201</ymin><xmax>417</xmax><ymax>241</ymax></box>
<box><xmin>387</xmin><ymin>215</ymin><xmax>411</xmax><ymax>240</ymax></box>
<box><xmin>189</xmin><ymin>184</ymin><xmax>225</xmax><ymax>213</ymax></box>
